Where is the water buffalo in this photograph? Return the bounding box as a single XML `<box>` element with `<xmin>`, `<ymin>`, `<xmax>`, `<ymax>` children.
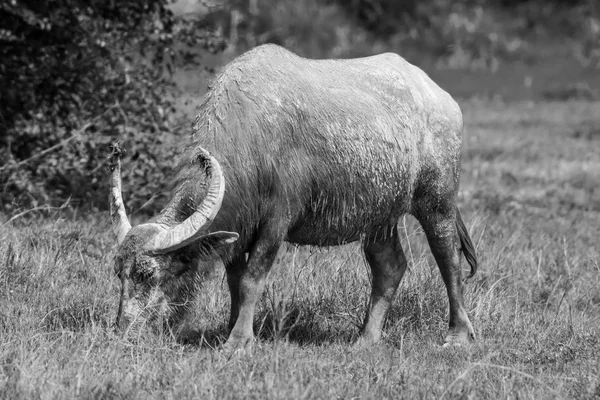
<box><xmin>110</xmin><ymin>44</ymin><xmax>477</xmax><ymax>350</ymax></box>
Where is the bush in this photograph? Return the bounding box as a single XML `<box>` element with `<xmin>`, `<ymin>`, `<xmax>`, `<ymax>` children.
<box><xmin>0</xmin><ymin>0</ymin><xmax>226</xmax><ymax>214</ymax></box>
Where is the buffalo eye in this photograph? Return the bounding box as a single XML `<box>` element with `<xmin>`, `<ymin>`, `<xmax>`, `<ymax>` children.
<box><xmin>131</xmin><ymin>269</ymin><xmax>159</xmax><ymax>286</ymax></box>
<box><xmin>131</xmin><ymin>270</ymin><xmax>148</xmax><ymax>284</ymax></box>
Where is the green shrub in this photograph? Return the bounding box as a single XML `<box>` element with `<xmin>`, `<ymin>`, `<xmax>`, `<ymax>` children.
<box><xmin>0</xmin><ymin>0</ymin><xmax>225</xmax><ymax>214</ymax></box>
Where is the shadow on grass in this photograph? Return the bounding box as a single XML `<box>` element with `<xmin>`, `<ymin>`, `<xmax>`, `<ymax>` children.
<box><xmin>255</xmin><ymin>303</ymin><xmax>359</xmax><ymax>347</ymax></box>
<box><xmin>174</xmin><ymin>293</ymin><xmax>451</xmax><ymax>350</ymax></box>
<box><xmin>175</xmin><ymin>323</ymin><xmax>229</xmax><ymax>349</ymax></box>
<box><xmin>175</xmin><ymin>304</ymin><xmax>359</xmax><ymax>349</ymax></box>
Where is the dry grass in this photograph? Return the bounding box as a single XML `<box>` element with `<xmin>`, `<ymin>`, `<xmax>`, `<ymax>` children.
<box><xmin>1</xmin><ymin>99</ymin><xmax>599</xmax><ymax>399</ymax></box>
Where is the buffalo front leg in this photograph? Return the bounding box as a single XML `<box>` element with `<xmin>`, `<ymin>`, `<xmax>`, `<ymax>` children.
<box><xmin>420</xmin><ymin>212</ymin><xmax>475</xmax><ymax>346</ymax></box>
<box><xmin>225</xmin><ymin>255</ymin><xmax>246</xmax><ymax>332</ymax></box>
<box><xmin>355</xmin><ymin>226</ymin><xmax>407</xmax><ymax>348</ymax></box>
<box><xmin>223</xmin><ymin>230</ymin><xmax>283</xmax><ymax>352</ymax></box>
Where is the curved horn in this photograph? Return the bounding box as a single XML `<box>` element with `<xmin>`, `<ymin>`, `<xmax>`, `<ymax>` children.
<box><xmin>147</xmin><ymin>150</ymin><xmax>225</xmax><ymax>254</ymax></box>
<box><xmin>109</xmin><ymin>143</ymin><xmax>132</xmax><ymax>244</ymax></box>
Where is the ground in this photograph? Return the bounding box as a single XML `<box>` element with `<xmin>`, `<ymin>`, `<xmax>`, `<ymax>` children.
<box><xmin>1</xmin><ymin>96</ymin><xmax>599</xmax><ymax>398</ymax></box>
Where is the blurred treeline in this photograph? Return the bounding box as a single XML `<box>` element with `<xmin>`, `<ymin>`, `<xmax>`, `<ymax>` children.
<box><xmin>0</xmin><ymin>0</ymin><xmax>598</xmax><ymax>215</ymax></box>
<box><xmin>220</xmin><ymin>0</ymin><xmax>598</xmax><ymax>65</ymax></box>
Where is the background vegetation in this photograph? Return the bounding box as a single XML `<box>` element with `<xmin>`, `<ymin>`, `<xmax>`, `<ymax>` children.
<box><xmin>1</xmin><ymin>0</ymin><xmax>599</xmax><ymax>398</ymax></box>
<box><xmin>1</xmin><ymin>0</ymin><xmax>599</xmax><ymax>213</ymax></box>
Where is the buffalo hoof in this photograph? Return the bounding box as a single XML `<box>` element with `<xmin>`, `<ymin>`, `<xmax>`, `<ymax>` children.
<box><xmin>352</xmin><ymin>338</ymin><xmax>371</xmax><ymax>351</ymax></box>
<box><xmin>442</xmin><ymin>329</ymin><xmax>475</xmax><ymax>348</ymax></box>
<box><xmin>221</xmin><ymin>335</ymin><xmax>254</xmax><ymax>354</ymax></box>
<box><xmin>352</xmin><ymin>332</ymin><xmax>381</xmax><ymax>350</ymax></box>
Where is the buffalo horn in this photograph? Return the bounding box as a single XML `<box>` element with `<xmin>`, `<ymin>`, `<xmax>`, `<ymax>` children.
<box><xmin>146</xmin><ymin>151</ymin><xmax>225</xmax><ymax>253</ymax></box>
<box><xmin>109</xmin><ymin>143</ymin><xmax>132</xmax><ymax>244</ymax></box>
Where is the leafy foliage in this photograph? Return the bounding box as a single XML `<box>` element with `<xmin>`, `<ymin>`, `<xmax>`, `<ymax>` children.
<box><xmin>0</xmin><ymin>0</ymin><xmax>226</xmax><ymax>213</ymax></box>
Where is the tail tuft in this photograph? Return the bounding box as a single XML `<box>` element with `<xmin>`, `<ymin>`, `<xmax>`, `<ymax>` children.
<box><xmin>456</xmin><ymin>207</ymin><xmax>478</xmax><ymax>279</ymax></box>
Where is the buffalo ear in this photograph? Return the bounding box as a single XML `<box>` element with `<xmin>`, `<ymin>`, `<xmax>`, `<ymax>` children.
<box><xmin>170</xmin><ymin>231</ymin><xmax>239</xmax><ymax>277</ymax></box>
<box><xmin>201</xmin><ymin>231</ymin><xmax>239</xmax><ymax>246</ymax></box>
<box><xmin>196</xmin><ymin>231</ymin><xmax>239</xmax><ymax>258</ymax></box>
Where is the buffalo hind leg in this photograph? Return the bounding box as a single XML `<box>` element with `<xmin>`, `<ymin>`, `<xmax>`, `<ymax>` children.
<box><xmin>418</xmin><ymin>210</ymin><xmax>475</xmax><ymax>346</ymax></box>
<box><xmin>223</xmin><ymin>224</ymin><xmax>284</xmax><ymax>352</ymax></box>
<box><xmin>355</xmin><ymin>225</ymin><xmax>407</xmax><ymax>348</ymax></box>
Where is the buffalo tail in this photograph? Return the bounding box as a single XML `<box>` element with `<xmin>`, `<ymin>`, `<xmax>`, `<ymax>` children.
<box><xmin>456</xmin><ymin>207</ymin><xmax>478</xmax><ymax>279</ymax></box>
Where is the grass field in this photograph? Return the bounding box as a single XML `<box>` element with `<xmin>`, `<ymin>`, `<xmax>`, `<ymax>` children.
<box><xmin>1</xmin><ymin>98</ymin><xmax>599</xmax><ymax>399</ymax></box>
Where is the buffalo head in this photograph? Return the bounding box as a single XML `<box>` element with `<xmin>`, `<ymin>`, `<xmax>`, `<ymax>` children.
<box><xmin>108</xmin><ymin>144</ymin><xmax>238</xmax><ymax>334</ymax></box>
